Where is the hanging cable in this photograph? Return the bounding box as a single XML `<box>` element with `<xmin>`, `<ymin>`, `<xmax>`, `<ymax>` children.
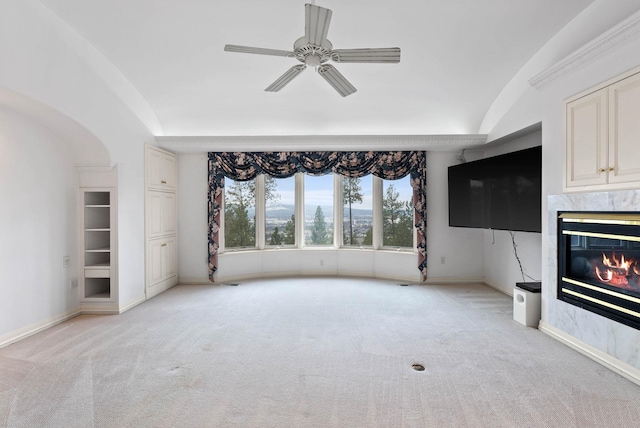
<box><xmin>509</xmin><ymin>230</ymin><xmax>539</xmax><ymax>282</ymax></box>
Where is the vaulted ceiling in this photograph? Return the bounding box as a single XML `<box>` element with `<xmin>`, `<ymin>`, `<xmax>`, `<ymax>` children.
<box><xmin>36</xmin><ymin>0</ymin><xmax>596</xmax><ymax>137</ymax></box>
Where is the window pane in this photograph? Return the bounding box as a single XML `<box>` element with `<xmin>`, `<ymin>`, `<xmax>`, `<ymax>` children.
<box><xmin>382</xmin><ymin>176</ymin><xmax>414</xmax><ymax>248</ymax></box>
<box><xmin>305</xmin><ymin>175</ymin><xmax>334</xmax><ymax>246</ymax></box>
<box><xmin>224</xmin><ymin>178</ymin><xmax>256</xmax><ymax>249</ymax></box>
<box><xmin>266</xmin><ymin>176</ymin><xmax>295</xmax><ymax>246</ymax></box>
<box><xmin>343</xmin><ymin>176</ymin><xmax>373</xmax><ymax>247</ymax></box>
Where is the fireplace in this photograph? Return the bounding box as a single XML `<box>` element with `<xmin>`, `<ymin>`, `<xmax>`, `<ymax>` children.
<box><xmin>558</xmin><ymin>212</ymin><xmax>640</xmax><ymax>330</ymax></box>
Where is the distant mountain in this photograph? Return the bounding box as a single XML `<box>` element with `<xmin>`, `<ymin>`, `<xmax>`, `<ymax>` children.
<box><xmin>264</xmin><ymin>203</ymin><xmax>294</xmax><ymax>219</ymax></box>
<box><xmin>264</xmin><ymin>203</ymin><xmax>372</xmax><ymax>220</ymax></box>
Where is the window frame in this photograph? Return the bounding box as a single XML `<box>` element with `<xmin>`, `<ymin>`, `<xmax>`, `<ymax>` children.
<box><xmin>221</xmin><ymin>173</ymin><xmax>416</xmax><ymax>253</ymax></box>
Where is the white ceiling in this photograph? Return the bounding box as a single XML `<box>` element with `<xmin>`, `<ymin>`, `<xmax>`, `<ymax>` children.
<box><xmin>37</xmin><ymin>0</ymin><xmax>595</xmax><ymax>137</ymax></box>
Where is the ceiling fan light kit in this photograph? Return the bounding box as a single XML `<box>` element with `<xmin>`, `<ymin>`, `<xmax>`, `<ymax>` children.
<box><xmin>224</xmin><ymin>3</ymin><xmax>401</xmax><ymax>97</ymax></box>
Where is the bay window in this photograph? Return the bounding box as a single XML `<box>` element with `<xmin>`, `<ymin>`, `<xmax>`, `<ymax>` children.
<box><xmin>208</xmin><ymin>151</ymin><xmax>427</xmax><ymax>281</ymax></box>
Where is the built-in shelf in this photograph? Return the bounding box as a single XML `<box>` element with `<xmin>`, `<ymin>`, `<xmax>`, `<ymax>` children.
<box><xmin>81</xmin><ymin>189</ymin><xmax>115</xmax><ymax>301</ymax></box>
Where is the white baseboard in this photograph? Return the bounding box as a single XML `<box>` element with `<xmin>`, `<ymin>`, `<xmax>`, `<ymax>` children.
<box><xmin>179</xmin><ymin>276</ymin><xmax>212</xmax><ymax>285</ymax></box>
<box><xmin>209</xmin><ymin>271</ymin><xmax>422</xmax><ymax>285</ymax></box>
<box><xmin>0</xmin><ymin>308</ymin><xmax>82</xmax><ymax>349</ymax></box>
<box><xmin>146</xmin><ymin>276</ymin><xmax>179</xmax><ymax>299</ymax></box>
<box><xmin>539</xmin><ymin>320</ymin><xmax>640</xmax><ymax>387</ymax></box>
<box><xmin>483</xmin><ymin>279</ymin><xmax>514</xmax><ymax>296</ymax></box>
<box><xmin>183</xmin><ymin>274</ymin><xmax>486</xmax><ymax>286</ymax></box>
<box><xmin>424</xmin><ymin>277</ymin><xmax>485</xmax><ymax>285</ymax></box>
<box><xmin>119</xmin><ymin>294</ymin><xmax>147</xmax><ymax>313</ymax></box>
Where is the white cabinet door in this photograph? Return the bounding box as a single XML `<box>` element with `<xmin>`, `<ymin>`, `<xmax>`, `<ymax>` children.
<box><xmin>146</xmin><ymin>147</ymin><xmax>176</xmax><ymax>190</ymax></box>
<box><xmin>161</xmin><ymin>193</ymin><xmax>177</xmax><ymax>235</ymax></box>
<box><xmin>161</xmin><ymin>154</ymin><xmax>176</xmax><ymax>190</ymax></box>
<box><xmin>148</xmin><ymin>238</ymin><xmax>165</xmax><ymax>287</ymax></box>
<box><xmin>147</xmin><ymin>191</ymin><xmax>163</xmax><ymax>237</ymax></box>
<box><xmin>146</xmin><ymin>149</ymin><xmax>164</xmax><ymax>188</ymax></box>
<box><xmin>608</xmin><ymin>72</ymin><xmax>640</xmax><ymax>185</ymax></box>
<box><xmin>147</xmin><ymin>236</ymin><xmax>177</xmax><ymax>288</ymax></box>
<box><xmin>163</xmin><ymin>236</ymin><xmax>177</xmax><ymax>280</ymax></box>
<box><xmin>147</xmin><ymin>191</ymin><xmax>176</xmax><ymax>238</ymax></box>
<box><xmin>565</xmin><ymin>87</ymin><xmax>608</xmax><ymax>188</ymax></box>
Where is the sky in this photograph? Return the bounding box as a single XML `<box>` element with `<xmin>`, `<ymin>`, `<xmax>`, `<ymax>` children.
<box><xmin>270</xmin><ymin>174</ymin><xmax>412</xmax><ymax>208</ymax></box>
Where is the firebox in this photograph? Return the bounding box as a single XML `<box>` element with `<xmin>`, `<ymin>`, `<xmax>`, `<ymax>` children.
<box><xmin>558</xmin><ymin>212</ymin><xmax>640</xmax><ymax>330</ymax></box>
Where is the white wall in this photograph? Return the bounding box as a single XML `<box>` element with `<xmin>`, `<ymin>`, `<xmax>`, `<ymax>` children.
<box><xmin>425</xmin><ymin>151</ymin><xmax>484</xmax><ymax>282</ymax></box>
<box><xmin>0</xmin><ymin>107</ymin><xmax>79</xmax><ymax>342</ymax></box>
<box><xmin>177</xmin><ymin>153</ymin><xmax>209</xmax><ymax>282</ymax></box>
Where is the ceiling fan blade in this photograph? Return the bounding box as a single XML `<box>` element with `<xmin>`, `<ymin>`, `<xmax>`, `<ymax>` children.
<box><xmin>265</xmin><ymin>65</ymin><xmax>307</xmax><ymax>92</ymax></box>
<box><xmin>305</xmin><ymin>4</ymin><xmax>332</xmax><ymax>46</ymax></box>
<box><xmin>317</xmin><ymin>65</ymin><xmax>356</xmax><ymax>97</ymax></box>
<box><xmin>224</xmin><ymin>44</ymin><xmax>293</xmax><ymax>57</ymax></box>
<box><xmin>331</xmin><ymin>48</ymin><xmax>401</xmax><ymax>63</ymax></box>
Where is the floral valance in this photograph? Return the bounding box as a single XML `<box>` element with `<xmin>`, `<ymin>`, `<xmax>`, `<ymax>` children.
<box><xmin>211</xmin><ymin>151</ymin><xmax>422</xmax><ymax>180</ymax></box>
<box><xmin>208</xmin><ymin>151</ymin><xmax>427</xmax><ymax>281</ymax></box>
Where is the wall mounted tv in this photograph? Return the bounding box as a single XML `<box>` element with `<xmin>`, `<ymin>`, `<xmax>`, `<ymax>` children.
<box><xmin>448</xmin><ymin>146</ymin><xmax>542</xmax><ymax>233</ymax></box>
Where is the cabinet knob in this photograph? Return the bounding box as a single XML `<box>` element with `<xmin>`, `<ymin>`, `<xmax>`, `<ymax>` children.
<box><xmin>161</xmin><ymin>243</ymin><xmax>167</xmax><ymax>247</ymax></box>
<box><xmin>607</xmin><ymin>167</ymin><xmax>615</xmax><ymax>172</ymax></box>
<box><xmin>161</xmin><ymin>180</ymin><xmax>167</xmax><ymax>184</ymax></box>
<box><xmin>598</xmin><ymin>168</ymin><xmax>606</xmax><ymax>173</ymax></box>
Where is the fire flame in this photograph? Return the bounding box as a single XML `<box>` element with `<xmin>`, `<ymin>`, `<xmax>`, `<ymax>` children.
<box><xmin>595</xmin><ymin>266</ymin><xmax>613</xmax><ymax>282</ymax></box>
<box><xmin>602</xmin><ymin>253</ymin><xmax>632</xmax><ymax>271</ymax></box>
<box><xmin>595</xmin><ymin>253</ymin><xmax>637</xmax><ymax>286</ymax></box>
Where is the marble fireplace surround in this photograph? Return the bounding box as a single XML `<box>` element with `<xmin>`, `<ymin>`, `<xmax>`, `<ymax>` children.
<box><xmin>544</xmin><ymin>189</ymin><xmax>640</xmax><ymax>385</ymax></box>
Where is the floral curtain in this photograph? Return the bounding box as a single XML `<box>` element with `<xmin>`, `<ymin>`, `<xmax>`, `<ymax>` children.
<box><xmin>208</xmin><ymin>151</ymin><xmax>427</xmax><ymax>281</ymax></box>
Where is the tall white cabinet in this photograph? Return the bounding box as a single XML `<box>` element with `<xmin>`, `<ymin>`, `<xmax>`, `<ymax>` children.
<box><xmin>145</xmin><ymin>145</ymin><xmax>178</xmax><ymax>298</ymax></box>
<box><xmin>565</xmin><ymin>67</ymin><xmax>640</xmax><ymax>191</ymax></box>
<box><xmin>80</xmin><ymin>188</ymin><xmax>117</xmax><ymax>312</ymax></box>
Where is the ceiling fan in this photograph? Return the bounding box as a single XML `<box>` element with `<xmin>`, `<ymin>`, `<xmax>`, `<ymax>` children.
<box><xmin>224</xmin><ymin>3</ymin><xmax>401</xmax><ymax>97</ymax></box>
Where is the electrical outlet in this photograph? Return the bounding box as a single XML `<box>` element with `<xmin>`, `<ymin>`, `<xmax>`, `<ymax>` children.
<box><xmin>71</xmin><ymin>279</ymin><xmax>78</xmax><ymax>289</ymax></box>
<box><xmin>63</xmin><ymin>256</ymin><xmax>71</xmax><ymax>268</ymax></box>
<box><xmin>440</xmin><ymin>256</ymin><xmax>446</xmax><ymax>264</ymax></box>
<box><xmin>320</xmin><ymin>259</ymin><xmax>324</xmax><ymax>266</ymax></box>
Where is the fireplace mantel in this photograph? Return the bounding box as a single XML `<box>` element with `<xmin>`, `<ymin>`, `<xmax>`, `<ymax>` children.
<box><xmin>547</xmin><ymin>189</ymin><xmax>640</xmax><ymax>378</ymax></box>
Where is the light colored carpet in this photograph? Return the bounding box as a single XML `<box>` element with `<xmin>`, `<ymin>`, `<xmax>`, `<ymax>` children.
<box><xmin>1</xmin><ymin>278</ymin><xmax>640</xmax><ymax>427</ymax></box>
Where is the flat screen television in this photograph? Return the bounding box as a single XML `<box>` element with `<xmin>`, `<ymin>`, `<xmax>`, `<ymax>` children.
<box><xmin>448</xmin><ymin>146</ymin><xmax>542</xmax><ymax>233</ymax></box>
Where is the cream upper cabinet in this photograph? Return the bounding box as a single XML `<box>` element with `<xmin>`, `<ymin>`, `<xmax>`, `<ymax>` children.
<box><xmin>565</xmin><ymin>69</ymin><xmax>640</xmax><ymax>191</ymax></box>
<box><xmin>146</xmin><ymin>147</ymin><xmax>176</xmax><ymax>190</ymax></box>
<box><xmin>608</xmin><ymin>71</ymin><xmax>640</xmax><ymax>185</ymax></box>
<box><xmin>565</xmin><ymin>87</ymin><xmax>608</xmax><ymax>189</ymax></box>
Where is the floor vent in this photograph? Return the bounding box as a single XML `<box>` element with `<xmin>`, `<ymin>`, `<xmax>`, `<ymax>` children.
<box><xmin>225</xmin><ymin>283</ymin><xmax>239</xmax><ymax>286</ymax></box>
<box><xmin>412</xmin><ymin>363</ymin><xmax>425</xmax><ymax>372</ymax></box>
<box><xmin>399</xmin><ymin>283</ymin><xmax>410</xmax><ymax>287</ymax></box>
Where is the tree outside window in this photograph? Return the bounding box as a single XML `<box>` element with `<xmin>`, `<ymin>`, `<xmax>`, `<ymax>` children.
<box><xmin>304</xmin><ymin>175</ymin><xmax>333</xmax><ymax>246</ymax></box>
<box><xmin>343</xmin><ymin>176</ymin><xmax>372</xmax><ymax>247</ymax></box>
<box><xmin>266</xmin><ymin>176</ymin><xmax>295</xmax><ymax>246</ymax></box>
<box><xmin>224</xmin><ymin>179</ymin><xmax>256</xmax><ymax>248</ymax></box>
<box><xmin>382</xmin><ymin>177</ymin><xmax>414</xmax><ymax>248</ymax></box>
<box><xmin>311</xmin><ymin>206</ymin><xmax>331</xmax><ymax>245</ymax></box>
